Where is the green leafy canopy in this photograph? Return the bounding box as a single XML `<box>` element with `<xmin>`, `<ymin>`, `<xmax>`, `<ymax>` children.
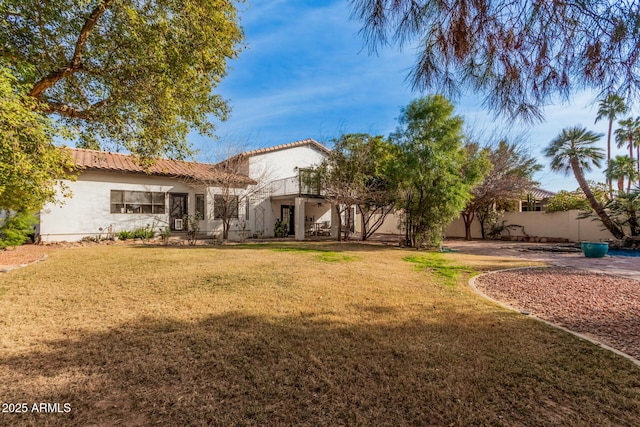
<box><xmin>1</xmin><ymin>0</ymin><xmax>244</xmax><ymax>160</ymax></box>
<box><xmin>0</xmin><ymin>67</ymin><xmax>75</xmax><ymax>212</ymax></box>
<box><xmin>390</xmin><ymin>95</ymin><xmax>490</xmax><ymax>246</ymax></box>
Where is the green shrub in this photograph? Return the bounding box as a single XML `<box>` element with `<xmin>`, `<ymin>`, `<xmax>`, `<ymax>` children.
<box><xmin>132</xmin><ymin>226</ymin><xmax>155</xmax><ymax>239</ymax></box>
<box><xmin>117</xmin><ymin>230</ymin><xmax>134</xmax><ymax>240</ymax></box>
<box><xmin>274</xmin><ymin>219</ymin><xmax>288</xmax><ymax>238</ymax></box>
<box><xmin>0</xmin><ymin>212</ymin><xmax>37</xmax><ymax>249</ymax></box>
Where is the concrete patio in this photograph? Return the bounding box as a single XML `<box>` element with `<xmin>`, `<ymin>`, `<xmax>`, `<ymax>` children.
<box><xmin>443</xmin><ymin>239</ymin><xmax>640</xmax><ymax>281</ymax></box>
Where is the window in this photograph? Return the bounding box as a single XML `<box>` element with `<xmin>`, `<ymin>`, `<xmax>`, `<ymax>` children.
<box><xmin>214</xmin><ymin>194</ymin><xmax>238</xmax><ymax>219</ymax></box>
<box><xmin>111</xmin><ymin>190</ymin><xmax>165</xmax><ymax>214</ymax></box>
<box><xmin>195</xmin><ymin>194</ymin><xmax>206</xmax><ymax>220</ymax></box>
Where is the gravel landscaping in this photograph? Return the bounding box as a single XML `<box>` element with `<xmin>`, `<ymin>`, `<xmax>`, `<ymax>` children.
<box><xmin>474</xmin><ymin>266</ymin><xmax>640</xmax><ymax>361</ymax></box>
<box><xmin>0</xmin><ymin>244</ymin><xmax>51</xmax><ymax>271</ymax></box>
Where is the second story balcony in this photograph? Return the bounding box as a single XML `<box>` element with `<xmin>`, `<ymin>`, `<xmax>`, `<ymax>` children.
<box><xmin>269</xmin><ymin>169</ymin><xmax>323</xmax><ymax>198</ymax></box>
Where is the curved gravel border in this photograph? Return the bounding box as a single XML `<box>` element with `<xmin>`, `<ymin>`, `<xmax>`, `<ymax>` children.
<box><xmin>470</xmin><ymin>266</ymin><xmax>640</xmax><ymax>367</ymax></box>
<box><xmin>0</xmin><ymin>253</ymin><xmax>48</xmax><ymax>274</ymax></box>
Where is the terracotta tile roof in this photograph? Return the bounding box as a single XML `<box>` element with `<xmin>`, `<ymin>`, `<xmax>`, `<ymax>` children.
<box><xmin>65</xmin><ymin>147</ymin><xmax>255</xmax><ymax>186</ymax></box>
<box><xmin>237</xmin><ymin>138</ymin><xmax>331</xmax><ymax>157</ymax></box>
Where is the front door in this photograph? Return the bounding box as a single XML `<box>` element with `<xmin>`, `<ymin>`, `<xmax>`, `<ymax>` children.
<box><xmin>280</xmin><ymin>205</ymin><xmax>295</xmax><ymax>236</ymax></box>
<box><xmin>169</xmin><ymin>193</ymin><xmax>188</xmax><ymax>231</ymax></box>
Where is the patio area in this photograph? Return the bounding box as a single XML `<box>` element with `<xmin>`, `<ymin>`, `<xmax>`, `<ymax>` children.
<box><xmin>442</xmin><ymin>239</ymin><xmax>640</xmax><ymax>281</ymax></box>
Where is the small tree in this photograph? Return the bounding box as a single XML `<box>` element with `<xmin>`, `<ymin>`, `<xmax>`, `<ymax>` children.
<box><xmin>317</xmin><ymin>134</ymin><xmax>397</xmax><ymax>241</ymax></box>
<box><xmin>183</xmin><ymin>213</ymin><xmax>201</xmax><ymax>246</ymax></box>
<box><xmin>461</xmin><ymin>139</ymin><xmax>541</xmax><ymax>240</ymax></box>
<box><xmin>390</xmin><ymin>95</ymin><xmax>489</xmax><ymax>247</ymax></box>
<box><xmin>189</xmin><ymin>144</ymin><xmax>271</xmax><ymax>241</ymax></box>
<box><xmin>606</xmin><ymin>190</ymin><xmax>640</xmax><ymax>237</ymax></box>
<box><xmin>545</xmin><ymin>183</ymin><xmax>609</xmax><ymax>213</ymax></box>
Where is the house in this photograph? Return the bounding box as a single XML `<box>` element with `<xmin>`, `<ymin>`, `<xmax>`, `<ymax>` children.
<box><xmin>519</xmin><ymin>188</ymin><xmax>556</xmax><ymax>212</ymax></box>
<box><xmin>38</xmin><ymin>139</ymin><xmax>334</xmax><ymax>242</ymax></box>
<box><xmin>222</xmin><ymin>138</ymin><xmax>335</xmax><ymax>240</ymax></box>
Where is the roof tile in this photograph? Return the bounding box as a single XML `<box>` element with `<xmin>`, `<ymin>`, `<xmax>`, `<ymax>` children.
<box><xmin>238</xmin><ymin>138</ymin><xmax>330</xmax><ymax>157</ymax></box>
<box><xmin>64</xmin><ymin>147</ymin><xmax>255</xmax><ymax>186</ymax></box>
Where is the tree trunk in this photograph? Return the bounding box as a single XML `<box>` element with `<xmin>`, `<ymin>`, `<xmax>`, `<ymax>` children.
<box><xmin>607</xmin><ymin>119</ymin><xmax>613</xmax><ymax>197</ymax></box>
<box><xmin>461</xmin><ymin>211</ymin><xmax>474</xmax><ymax>240</ymax></box>
<box><xmin>335</xmin><ymin>204</ymin><xmax>342</xmax><ymax>242</ymax></box>
<box><xmin>358</xmin><ymin>206</ymin><xmax>368</xmax><ymax>241</ymax></box>
<box><xmin>404</xmin><ymin>195</ymin><xmax>412</xmax><ymax>247</ymax></box>
<box><xmin>223</xmin><ymin>219</ymin><xmax>229</xmax><ymax>240</ymax></box>
<box><xmin>571</xmin><ymin>158</ymin><xmax>625</xmax><ymax>239</ymax></box>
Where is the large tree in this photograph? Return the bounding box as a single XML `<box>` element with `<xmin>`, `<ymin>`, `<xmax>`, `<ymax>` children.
<box><xmin>350</xmin><ymin>0</ymin><xmax>640</xmax><ymax>121</ymax></box>
<box><xmin>595</xmin><ymin>94</ymin><xmax>628</xmax><ymax>196</ymax></box>
<box><xmin>544</xmin><ymin>126</ymin><xmax>625</xmax><ymax>239</ymax></box>
<box><xmin>1</xmin><ymin>0</ymin><xmax>243</xmax><ymax>161</ymax></box>
<box><xmin>390</xmin><ymin>95</ymin><xmax>488</xmax><ymax>247</ymax></box>
<box><xmin>461</xmin><ymin>140</ymin><xmax>541</xmax><ymax>240</ymax></box>
<box><xmin>0</xmin><ymin>67</ymin><xmax>75</xmax><ymax>213</ymax></box>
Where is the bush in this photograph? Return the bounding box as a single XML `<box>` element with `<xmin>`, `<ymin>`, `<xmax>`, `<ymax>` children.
<box><xmin>132</xmin><ymin>226</ymin><xmax>155</xmax><ymax>240</ymax></box>
<box><xmin>545</xmin><ymin>190</ymin><xmax>590</xmax><ymax>213</ymax></box>
<box><xmin>117</xmin><ymin>230</ymin><xmax>134</xmax><ymax>240</ymax></box>
<box><xmin>274</xmin><ymin>219</ymin><xmax>288</xmax><ymax>238</ymax></box>
<box><xmin>0</xmin><ymin>212</ymin><xmax>37</xmax><ymax>248</ymax></box>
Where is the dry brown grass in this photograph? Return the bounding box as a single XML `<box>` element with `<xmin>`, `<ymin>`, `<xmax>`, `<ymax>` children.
<box><xmin>0</xmin><ymin>242</ymin><xmax>638</xmax><ymax>426</ymax></box>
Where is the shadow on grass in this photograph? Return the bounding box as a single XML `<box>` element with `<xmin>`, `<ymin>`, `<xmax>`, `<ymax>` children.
<box><xmin>129</xmin><ymin>240</ymin><xmax>408</xmax><ymax>254</ymax></box>
<box><xmin>2</xmin><ymin>312</ymin><xmax>639</xmax><ymax>426</ymax></box>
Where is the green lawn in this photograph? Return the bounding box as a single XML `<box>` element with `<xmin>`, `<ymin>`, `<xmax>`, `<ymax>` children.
<box><xmin>1</xmin><ymin>242</ymin><xmax>639</xmax><ymax>426</ymax></box>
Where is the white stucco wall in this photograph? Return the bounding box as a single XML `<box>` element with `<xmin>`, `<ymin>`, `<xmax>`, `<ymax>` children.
<box><xmin>355</xmin><ymin>211</ymin><xmax>404</xmax><ymax>235</ymax></box>
<box><xmin>248</xmin><ymin>144</ymin><xmax>328</xmax><ymax>181</ymax></box>
<box><xmin>39</xmin><ymin>171</ymin><xmax>252</xmax><ymax>242</ymax></box>
<box><xmin>39</xmin><ymin>143</ymin><xmax>331</xmax><ymax>242</ymax></box>
<box><xmin>246</xmin><ymin>144</ymin><xmax>330</xmax><ymax>237</ymax></box>
<box><xmin>40</xmin><ymin>172</ymin><xmax>177</xmax><ymax>241</ymax></box>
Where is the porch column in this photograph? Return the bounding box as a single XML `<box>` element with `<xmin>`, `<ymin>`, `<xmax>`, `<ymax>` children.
<box><xmin>331</xmin><ymin>203</ymin><xmax>340</xmax><ymax>239</ymax></box>
<box><xmin>294</xmin><ymin>197</ymin><xmax>306</xmax><ymax>241</ymax></box>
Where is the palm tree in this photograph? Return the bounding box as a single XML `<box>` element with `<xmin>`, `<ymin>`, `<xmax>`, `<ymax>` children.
<box><xmin>595</xmin><ymin>94</ymin><xmax>628</xmax><ymax>195</ymax></box>
<box><xmin>544</xmin><ymin>126</ymin><xmax>625</xmax><ymax>239</ymax></box>
<box><xmin>606</xmin><ymin>155</ymin><xmax>638</xmax><ymax>193</ymax></box>
<box><xmin>615</xmin><ymin>116</ymin><xmax>640</xmax><ymax>161</ymax></box>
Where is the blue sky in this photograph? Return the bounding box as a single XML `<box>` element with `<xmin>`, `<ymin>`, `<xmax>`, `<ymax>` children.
<box><xmin>195</xmin><ymin>0</ymin><xmax>631</xmax><ymax>192</ymax></box>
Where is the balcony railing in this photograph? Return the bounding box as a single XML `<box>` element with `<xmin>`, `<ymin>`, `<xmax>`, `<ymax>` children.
<box><xmin>269</xmin><ymin>171</ymin><xmax>323</xmax><ymax>197</ymax></box>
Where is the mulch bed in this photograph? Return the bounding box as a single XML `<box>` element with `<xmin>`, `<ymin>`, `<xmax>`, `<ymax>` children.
<box><xmin>0</xmin><ymin>244</ymin><xmax>52</xmax><ymax>270</ymax></box>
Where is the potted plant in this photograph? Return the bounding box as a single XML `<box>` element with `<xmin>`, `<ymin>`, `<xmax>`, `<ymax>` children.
<box><xmin>581</xmin><ymin>241</ymin><xmax>609</xmax><ymax>258</ymax></box>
